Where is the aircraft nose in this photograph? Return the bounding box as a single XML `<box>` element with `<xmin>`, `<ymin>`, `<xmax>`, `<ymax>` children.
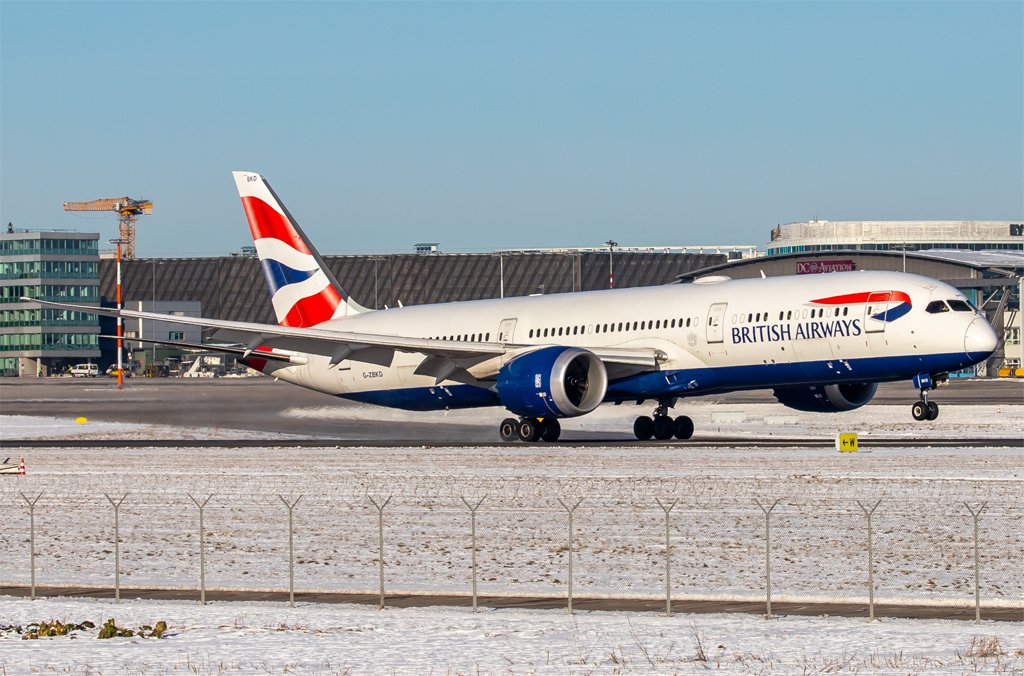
<box><xmin>964</xmin><ymin>316</ymin><xmax>998</xmax><ymax>361</ymax></box>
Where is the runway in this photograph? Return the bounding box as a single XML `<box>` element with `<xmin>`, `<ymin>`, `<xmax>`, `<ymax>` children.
<box><xmin>3</xmin><ymin>436</ymin><xmax>1021</xmax><ymax>449</ymax></box>
<box><xmin>1</xmin><ymin>585</ymin><xmax>1019</xmax><ymax>623</ymax></box>
<box><xmin>2</xmin><ymin>377</ymin><xmax>1021</xmax><ymax>443</ymax></box>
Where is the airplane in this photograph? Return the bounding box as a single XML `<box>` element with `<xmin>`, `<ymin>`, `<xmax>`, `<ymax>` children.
<box><xmin>28</xmin><ymin>171</ymin><xmax>999</xmax><ymax>442</ymax></box>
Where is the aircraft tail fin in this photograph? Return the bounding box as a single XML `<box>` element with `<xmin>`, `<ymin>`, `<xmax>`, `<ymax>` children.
<box><xmin>232</xmin><ymin>171</ymin><xmax>368</xmax><ymax>327</ymax></box>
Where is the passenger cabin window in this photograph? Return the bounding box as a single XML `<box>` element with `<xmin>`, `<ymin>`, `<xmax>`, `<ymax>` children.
<box><xmin>926</xmin><ymin>300</ymin><xmax>950</xmax><ymax>314</ymax></box>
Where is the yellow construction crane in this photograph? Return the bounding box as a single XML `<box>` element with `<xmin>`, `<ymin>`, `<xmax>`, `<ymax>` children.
<box><xmin>63</xmin><ymin>197</ymin><xmax>153</xmax><ymax>258</ymax></box>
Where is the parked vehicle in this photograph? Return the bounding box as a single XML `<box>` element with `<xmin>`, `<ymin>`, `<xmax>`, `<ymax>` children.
<box><xmin>69</xmin><ymin>363</ymin><xmax>98</xmax><ymax>378</ymax></box>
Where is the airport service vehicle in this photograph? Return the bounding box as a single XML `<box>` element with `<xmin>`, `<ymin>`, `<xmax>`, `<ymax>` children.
<box><xmin>30</xmin><ymin>172</ymin><xmax>998</xmax><ymax>442</ymax></box>
<box><xmin>69</xmin><ymin>363</ymin><xmax>98</xmax><ymax>378</ymax></box>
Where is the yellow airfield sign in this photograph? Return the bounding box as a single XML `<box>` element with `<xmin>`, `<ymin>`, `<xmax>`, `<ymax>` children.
<box><xmin>836</xmin><ymin>433</ymin><xmax>859</xmax><ymax>452</ymax></box>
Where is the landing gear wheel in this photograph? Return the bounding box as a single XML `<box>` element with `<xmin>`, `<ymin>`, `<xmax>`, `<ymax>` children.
<box><xmin>653</xmin><ymin>416</ymin><xmax>674</xmax><ymax>441</ymax></box>
<box><xmin>911</xmin><ymin>401</ymin><xmax>928</xmax><ymax>421</ymax></box>
<box><xmin>633</xmin><ymin>416</ymin><xmax>654</xmax><ymax>441</ymax></box>
<box><xmin>926</xmin><ymin>401</ymin><xmax>939</xmax><ymax>421</ymax></box>
<box><xmin>540</xmin><ymin>418</ymin><xmax>561</xmax><ymax>442</ymax></box>
<box><xmin>499</xmin><ymin>418</ymin><xmax>518</xmax><ymax>442</ymax></box>
<box><xmin>517</xmin><ymin>418</ymin><xmax>540</xmax><ymax>442</ymax></box>
<box><xmin>673</xmin><ymin>415</ymin><xmax>694</xmax><ymax>440</ymax></box>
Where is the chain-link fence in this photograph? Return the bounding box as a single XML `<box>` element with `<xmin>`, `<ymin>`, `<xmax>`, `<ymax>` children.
<box><xmin>3</xmin><ymin>474</ymin><xmax>1021</xmax><ymax>620</ymax></box>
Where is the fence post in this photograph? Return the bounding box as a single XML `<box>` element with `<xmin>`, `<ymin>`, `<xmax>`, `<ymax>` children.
<box><xmin>368</xmin><ymin>496</ymin><xmax>392</xmax><ymax>610</ymax></box>
<box><xmin>964</xmin><ymin>501</ymin><xmax>987</xmax><ymax>624</ymax></box>
<box><xmin>279</xmin><ymin>495</ymin><xmax>304</xmax><ymax>608</ymax></box>
<box><xmin>105</xmin><ymin>493</ymin><xmax>128</xmax><ymax>603</ymax></box>
<box><xmin>754</xmin><ymin>499</ymin><xmax>781</xmax><ymax>618</ymax></box>
<box><xmin>856</xmin><ymin>499</ymin><xmax>882</xmax><ymax>621</ymax></box>
<box><xmin>557</xmin><ymin>497</ymin><xmax>584</xmax><ymax>614</ymax></box>
<box><xmin>461</xmin><ymin>496</ymin><xmax>485</xmax><ymax>612</ymax></box>
<box><xmin>188</xmin><ymin>494</ymin><xmax>213</xmax><ymax>605</ymax></box>
<box><xmin>655</xmin><ymin>498</ymin><xmax>679</xmax><ymax>617</ymax></box>
<box><xmin>21</xmin><ymin>492</ymin><xmax>42</xmax><ymax>600</ymax></box>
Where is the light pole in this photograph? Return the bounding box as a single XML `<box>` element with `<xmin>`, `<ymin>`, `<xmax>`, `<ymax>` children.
<box><xmin>605</xmin><ymin>240</ymin><xmax>618</xmax><ymax>289</ymax></box>
<box><xmin>498</xmin><ymin>254</ymin><xmax>505</xmax><ymax>299</ymax></box>
<box><xmin>109</xmin><ymin>238</ymin><xmax>126</xmax><ymax>389</ymax></box>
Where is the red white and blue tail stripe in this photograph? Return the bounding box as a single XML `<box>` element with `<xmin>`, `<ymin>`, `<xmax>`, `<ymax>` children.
<box><xmin>232</xmin><ymin>171</ymin><xmax>367</xmax><ymax>327</ymax></box>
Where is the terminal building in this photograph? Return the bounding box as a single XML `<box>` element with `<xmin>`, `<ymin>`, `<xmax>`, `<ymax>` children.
<box><xmin>0</xmin><ymin>227</ymin><xmax>101</xmax><ymax>377</ymax></box>
<box><xmin>766</xmin><ymin>220</ymin><xmax>1023</xmax><ymax>256</ymax></box>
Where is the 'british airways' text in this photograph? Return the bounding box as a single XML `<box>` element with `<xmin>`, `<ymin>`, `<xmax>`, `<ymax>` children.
<box><xmin>731</xmin><ymin>319</ymin><xmax>862</xmax><ymax>345</ymax></box>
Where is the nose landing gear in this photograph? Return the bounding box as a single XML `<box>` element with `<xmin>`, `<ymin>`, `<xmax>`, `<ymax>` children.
<box><xmin>911</xmin><ymin>373</ymin><xmax>943</xmax><ymax>421</ymax></box>
<box><xmin>633</xmin><ymin>401</ymin><xmax>694</xmax><ymax>441</ymax></box>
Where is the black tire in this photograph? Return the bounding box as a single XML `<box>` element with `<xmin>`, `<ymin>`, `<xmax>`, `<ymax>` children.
<box><xmin>517</xmin><ymin>418</ymin><xmax>540</xmax><ymax>442</ymax></box>
<box><xmin>633</xmin><ymin>416</ymin><xmax>654</xmax><ymax>441</ymax></box>
<box><xmin>673</xmin><ymin>415</ymin><xmax>694</xmax><ymax>440</ymax></box>
<box><xmin>499</xmin><ymin>418</ymin><xmax>518</xmax><ymax>442</ymax></box>
<box><xmin>540</xmin><ymin>418</ymin><xmax>561</xmax><ymax>442</ymax></box>
<box><xmin>911</xmin><ymin>401</ymin><xmax>928</xmax><ymax>421</ymax></box>
<box><xmin>653</xmin><ymin>416</ymin><xmax>674</xmax><ymax>440</ymax></box>
<box><xmin>926</xmin><ymin>401</ymin><xmax>939</xmax><ymax>420</ymax></box>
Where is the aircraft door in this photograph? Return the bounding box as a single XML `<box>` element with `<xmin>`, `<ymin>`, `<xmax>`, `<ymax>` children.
<box><xmin>863</xmin><ymin>292</ymin><xmax>892</xmax><ymax>333</ymax></box>
<box><xmin>497</xmin><ymin>318</ymin><xmax>518</xmax><ymax>343</ymax></box>
<box><xmin>706</xmin><ymin>303</ymin><xmax>727</xmax><ymax>343</ymax></box>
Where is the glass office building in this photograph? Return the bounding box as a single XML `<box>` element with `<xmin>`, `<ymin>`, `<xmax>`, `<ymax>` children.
<box><xmin>0</xmin><ymin>229</ymin><xmax>100</xmax><ymax>376</ymax></box>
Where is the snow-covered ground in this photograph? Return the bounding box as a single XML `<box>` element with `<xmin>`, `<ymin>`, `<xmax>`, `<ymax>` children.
<box><xmin>1</xmin><ymin>596</ymin><xmax>1022</xmax><ymax>674</ymax></box>
<box><xmin>1</xmin><ymin>406</ymin><xmax>1022</xmax><ymax>673</ymax></box>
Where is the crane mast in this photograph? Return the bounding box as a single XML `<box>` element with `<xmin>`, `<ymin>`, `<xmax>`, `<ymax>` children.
<box><xmin>63</xmin><ymin>197</ymin><xmax>153</xmax><ymax>258</ymax></box>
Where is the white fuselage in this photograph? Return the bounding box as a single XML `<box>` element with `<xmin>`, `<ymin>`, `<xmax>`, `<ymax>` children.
<box><xmin>259</xmin><ymin>270</ymin><xmax>996</xmax><ymax>411</ymax></box>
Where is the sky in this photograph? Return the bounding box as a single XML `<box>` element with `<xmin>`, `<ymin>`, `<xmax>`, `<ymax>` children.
<box><xmin>1</xmin><ymin>1</ymin><xmax>1021</xmax><ymax>257</ymax></box>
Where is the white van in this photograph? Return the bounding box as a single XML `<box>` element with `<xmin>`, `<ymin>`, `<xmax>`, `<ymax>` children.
<box><xmin>69</xmin><ymin>363</ymin><xmax>98</xmax><ymax>378</ymax></box>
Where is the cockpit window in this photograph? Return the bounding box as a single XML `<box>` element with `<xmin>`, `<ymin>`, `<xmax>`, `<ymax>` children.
<box><xmin>948</xmin><ymin>299</ymin><xmax>973</xmax><ymax>312</ymax></box>
<box><xmin>925</xmin><ymin>300</ymin><xmax>950</xmax><ymax>314</ymax></box>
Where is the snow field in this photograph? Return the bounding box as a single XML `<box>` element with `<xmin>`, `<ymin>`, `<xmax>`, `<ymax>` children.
<box><xmin>2</xmin><ymin>445</ymin><xmax>1021</xmax><ymax>608</ymax></box>
<box><xmin>1</xmin><ymin>405</ymin><xmax>1023</xmax><ymax>675</ymax></box>
<box><xmin>1</xmin><ymin>596</ymin><xmax>1022</xmax><ymax>674</ymax></box>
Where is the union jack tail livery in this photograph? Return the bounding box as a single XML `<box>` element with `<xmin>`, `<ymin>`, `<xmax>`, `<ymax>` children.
<box><xmin>232</xmin><ymin>171</ymin><xmax>367</xmax><ymax>327</ymax></box>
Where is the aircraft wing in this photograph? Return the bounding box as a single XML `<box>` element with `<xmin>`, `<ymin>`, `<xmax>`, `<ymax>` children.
<box><xmin>97</xmin><ymin>335</ymin><xmax>310</xmax><ymax>365</ymax></box>
<box><xmin>28</xmin><ymin>299</ymin><xmax>663</xmax><ymax>381</ymax></box>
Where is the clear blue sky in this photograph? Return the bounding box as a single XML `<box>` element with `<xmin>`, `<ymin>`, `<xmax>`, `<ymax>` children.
<box><xmin>2</xmin><ymin>1</ymin><xmax>1021</xmax><ymax>256</ymax></box>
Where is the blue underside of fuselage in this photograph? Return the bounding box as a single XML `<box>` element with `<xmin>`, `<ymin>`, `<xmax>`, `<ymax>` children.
<box><xmin>340</xmin><ymin>351</ymin><xmax>987</xmax><ymax>412</ymax></box>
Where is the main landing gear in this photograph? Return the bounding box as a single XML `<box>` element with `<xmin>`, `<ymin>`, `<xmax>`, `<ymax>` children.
<box><xmin>633</xmin><ymin>401</ymin><xmax>694</xmax><ymax>441</ymax></box>
<box><xmin>500</xmin><ymin>417</ymin><xmax>561</xmax><ymax>443</ymax></box>
<box><xmin>911</xmin><ymin>373</ymin><xmax>943</xmax><ymax>421</ymax></box>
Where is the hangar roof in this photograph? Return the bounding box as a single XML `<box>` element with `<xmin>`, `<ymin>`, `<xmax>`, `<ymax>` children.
<box><xmin>678</xmin><ymin>248</ymin><xmax>1022</xmax><ymax>283</ymax></box>
<box><xmin>909</xmin><ymin>249</ymin><xmax>1024</xmax><ymax>270</ymax></box>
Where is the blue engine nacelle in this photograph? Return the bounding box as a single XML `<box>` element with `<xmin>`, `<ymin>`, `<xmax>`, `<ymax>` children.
<box><xmin>773</xmin><ymin>382</ymin><xmax>878</xmax><ymax>413</ymax></box>
<box><xmin>496</xmin><ymin>346</ymin><xmax>608</xmax><ymax>418</ymax></box>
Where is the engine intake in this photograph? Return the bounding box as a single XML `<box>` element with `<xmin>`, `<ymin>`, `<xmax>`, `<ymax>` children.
<box><xmin>773</xmin><ymin>382</ymin><xmax>877</xmax><ymax>413</ymax></box>
<box><xmin>496</xmin><ymin>346</ymin><xmax>608</xmax><ymax>418</ymax></box>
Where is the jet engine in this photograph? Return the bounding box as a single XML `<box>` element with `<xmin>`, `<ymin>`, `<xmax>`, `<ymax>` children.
<box><xmin>496</xmin><ymin>346</ymin><xmax>608</xmax><ymax>418</ymax></box>
<box><xmin>772</xmin><ymin>382</ymin><xmax>878</xmax><ymax>413</ymax></box>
